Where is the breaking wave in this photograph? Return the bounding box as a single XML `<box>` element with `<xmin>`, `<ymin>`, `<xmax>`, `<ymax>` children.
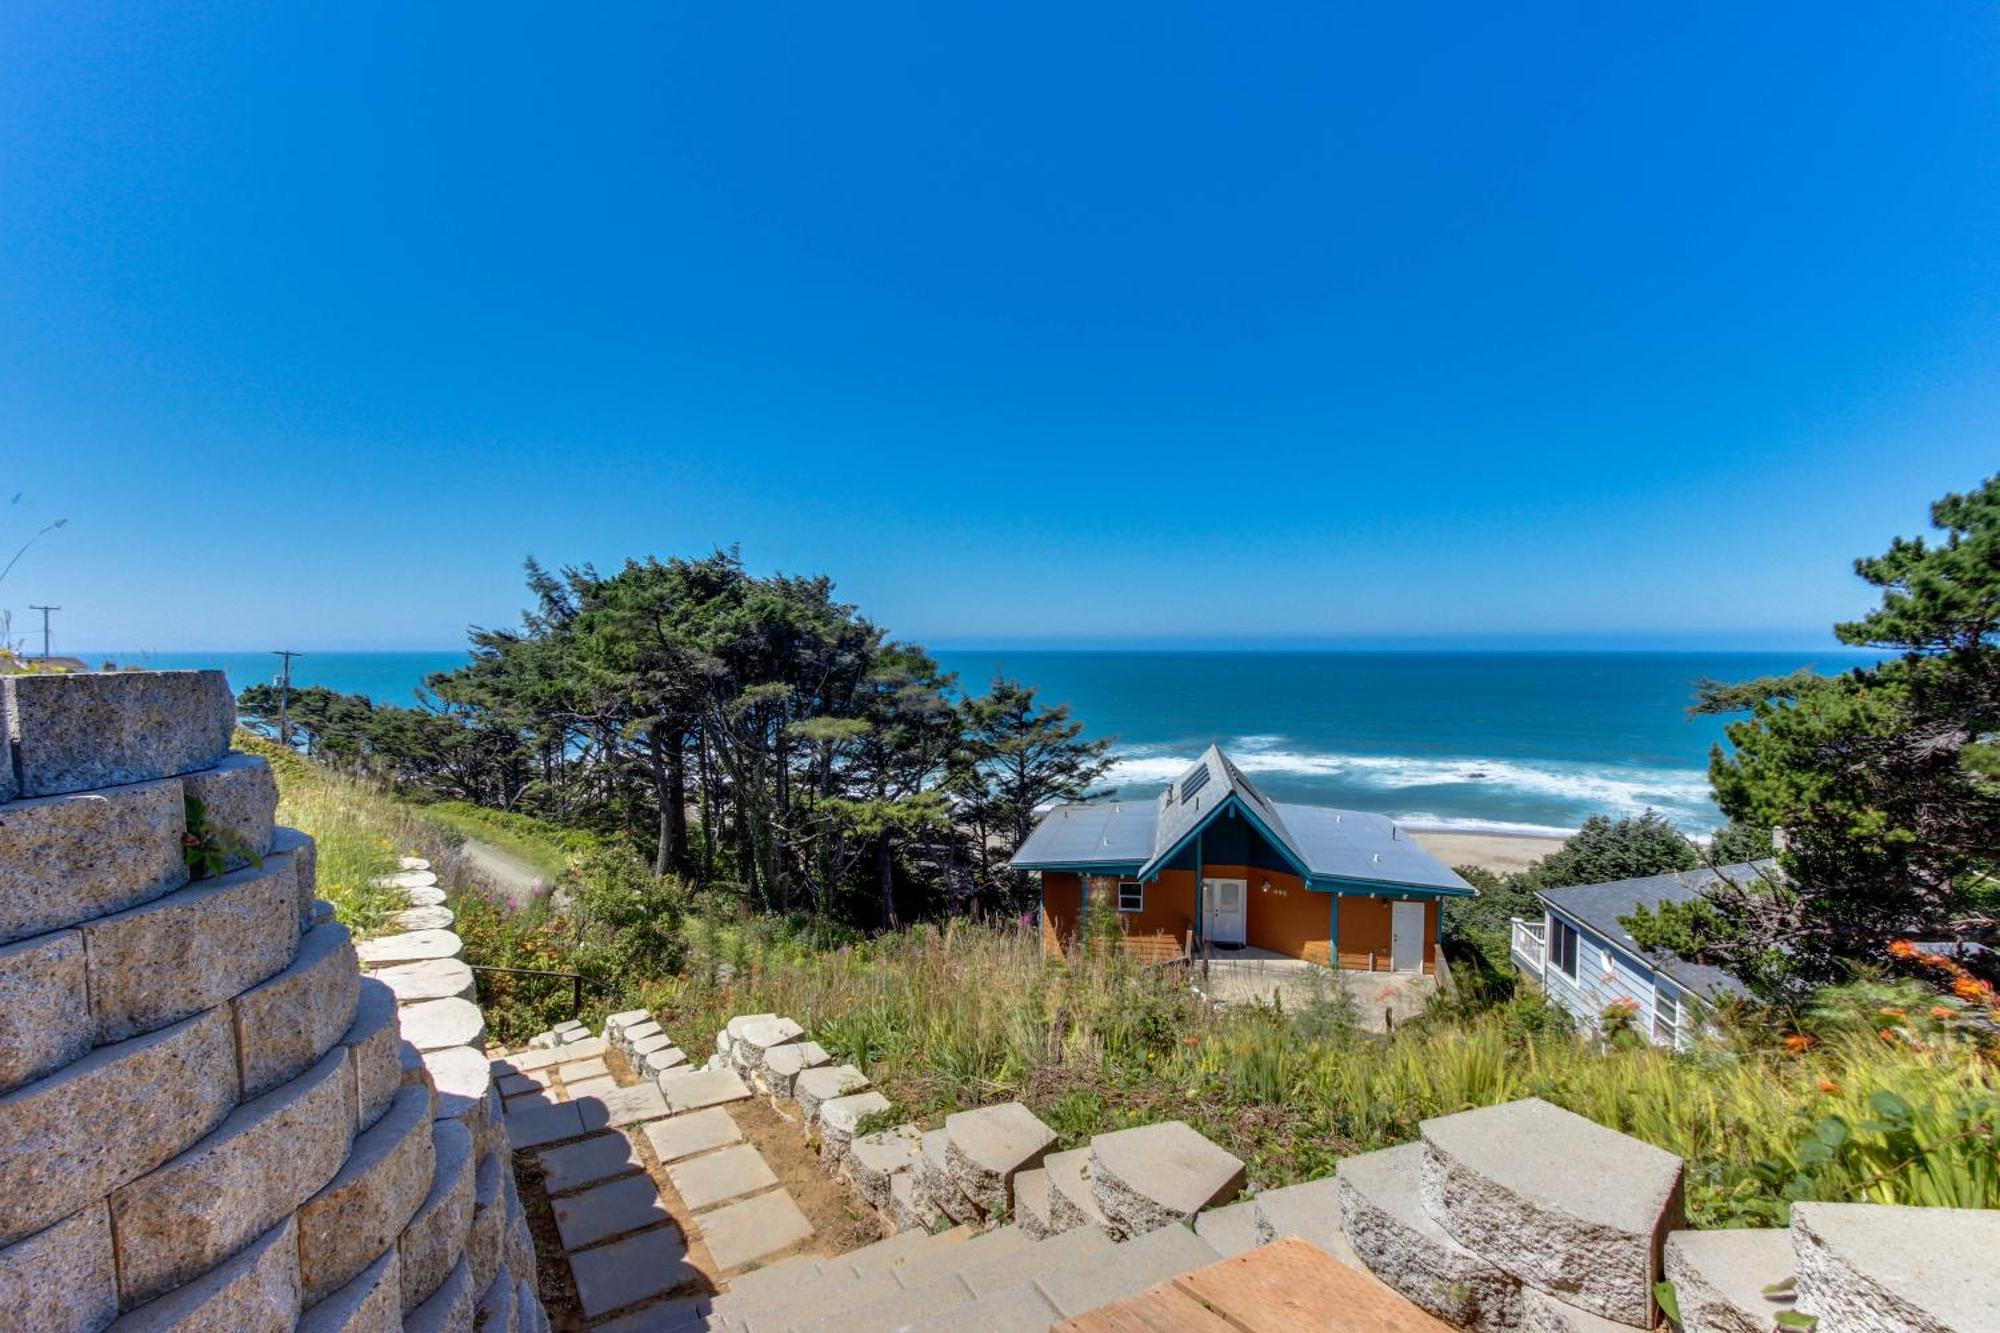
<box><xmin>1104</xmin><ymin>737</ymin><xmax>1714</xmax><ymax>828</ymax></box>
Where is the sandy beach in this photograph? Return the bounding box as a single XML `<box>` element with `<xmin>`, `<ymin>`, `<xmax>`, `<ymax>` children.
<box><xmin>1410</xmin><ymin>829</ymin><xmax>1568</xmax><ymax>877</ymax></box>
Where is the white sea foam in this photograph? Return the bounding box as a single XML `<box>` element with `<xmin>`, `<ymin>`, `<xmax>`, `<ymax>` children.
<box><xmin>1104</xmin><ymin>736</ymin><xmax>1714</xmax><ymax>824</ymax></box>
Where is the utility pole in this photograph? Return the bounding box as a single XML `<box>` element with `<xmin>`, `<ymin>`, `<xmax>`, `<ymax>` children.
<box><xmin>272</xmin><ymin>650</ymin><xmax>300</xmax><ymax>747</ymax></box>
<box><xmin>28</xmin><ymin>605</ymin><xmax>59</xmax><ymax>659</ymax></box>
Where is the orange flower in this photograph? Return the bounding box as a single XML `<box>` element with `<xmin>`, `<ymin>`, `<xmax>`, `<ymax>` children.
<box><xmin>1817</xmin><ymin>1079</ymin><xmax>1839</xmax><ymax>1095</ymax></box>
<box><xmin>1878</xmin><ymin>1028</ymin><xmax>1900</xmax><ymax>1043</ymax></box>
<box><xmin>1782</xmin><ymin>1033</ymin><xmax>1815</xmax><ymax>1053</ymax></box>
<box><xmin>1952</xmin><ymin>977</ymin><xmax>1991</xmax><ymax>1002</ymax></box>
<box><xmin>1878</xmin><ymin>1008</ymin><xmax>1906</xmax><ymax>1020</ymax></box>
<box><xmin>1930</xmin><ymin>1006</ymin><xmax>1956</xmax><ymax>1021</ymax></box>
<box><xmin>1887</xmin><ymin>939</ymin><xmax>1918</xmax><ymax>960</ymax></box>
<box><xmin>1182</xmin><ymin>1035</ymin><xmax>1200</xmax><ymax>1047</ymax></box>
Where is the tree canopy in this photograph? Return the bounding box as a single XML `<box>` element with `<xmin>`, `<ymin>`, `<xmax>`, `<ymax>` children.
<box><xmin>1626</xmin><ymin>475</ymin><xmax>2000</xmax><ymax>1000</ymax></box>
<box><xmin>241</xmin><ymin>551</ymin><xmax>1110</xmax><ymax>928</ymax></box>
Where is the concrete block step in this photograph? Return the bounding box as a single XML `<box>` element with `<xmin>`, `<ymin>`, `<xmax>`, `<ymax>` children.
<box><xmin>1420</xmin><ymin>1096</ymin><xmax>1684</xmax><ymax>1328</ymax></box>
<box><xmin>837</xmin><ymin>1225</ymin><xmax>971</xmax><ymax>1280</ymax></box>
<box><xmin>914</xmin><ymin>1129</ymin><xmax>981</xmax><ymax>1226</ymax></box>
<box><xmin>942</xmin><ymin>1101</ymin><xmax>1056</xmax><ymax>1217</ymax></box>
<box><xmin>1250</xmin><ymin>1176</ymin><xmax>1361</xmax><ymax>1268</ymax></box>
<box><xmin>903</xmin><ymin>1280</ymin><xmax>1063</xmax><ymax>1333</ymax></box>
<box><xmin>1087</xmin><ymin>1121</ymin><xmax>1244</xmax><ymax>1240</ymax></box>
<box><xmin>881</xmin><ymin>1223</ymin><xmax>1035</xmax><ymax>1293</ymax></box>
<box><xmin>793</xmin><ymin>1064</ymin><xmax>868</xmax><ymax>1125</ymax></box>
<box><xmin>1192</xmin><ymin>1198</ymin><xmax>1260</xmax><ymax>1257</ymax></box>
<box><xmin>1791</xmin><ymin>1201</ymin><xmax>1999</xmax><ymax>1333</ymax></box>
<box><xmin>843</xmin><ymin>1123</ymin><xmax>923</xmax><ymax>1212</ymax></box>
<box><xmin>958</xmin><ymin>1225</ymin><xmax>1113</xmax><ymax>1297</ymax></box>
<box><xmin>889</xmin><ymin>1168</ymin><xmax>943</xmax><ymax>1233</ymax></box>
<box><xmin>1032</xmin><ymin>1221</ymin><xmax>1221</xmax><ymax>1318</ymax></box>
<box><xmin>1338</xmin><ymin>1141</ymin><xmax>1519</xmax><ymax>1331</ymax></box>
<box><xmin>1041</xmin><ymin>1147</ymin><xmax>1109</xmax><ymax>1235</ymax></box>
<box><xmin>1663</xmin><ymin>1227</ymin><xmax>1797</xmax><ymax>1333</ymax></box>
<box><xmin>1012</xmin><ymin>1167</ymin><xmax>1055</xmax><ymax>1239</ymax></box>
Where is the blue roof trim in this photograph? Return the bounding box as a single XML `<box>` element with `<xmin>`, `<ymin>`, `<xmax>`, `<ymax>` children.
<box><xmin>1017</xmin><ymin>861</ymin><xmax>1145</xmax><ymax>875</ymax></box>
<box><xmin>1136</xmin><ymin>792</ymin><xmax>1313</xmax><ymax>884</ymax></box>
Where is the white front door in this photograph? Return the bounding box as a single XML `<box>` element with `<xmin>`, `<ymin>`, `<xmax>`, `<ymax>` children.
<box><xmin>1203</xmin><ymin>878</ymin><xmax>1246</xmax><ymax>946</ymax></box>
<box><xmin>1390</xmin><ymin>900</ymin><xmax>1426</xmax><ymax>972</ymax></box>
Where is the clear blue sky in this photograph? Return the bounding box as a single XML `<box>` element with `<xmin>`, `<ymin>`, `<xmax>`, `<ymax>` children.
<box><xmin>4</xmin><ymin>3</ymin><xmax>1996</xmax><ymax>653</ymax></box>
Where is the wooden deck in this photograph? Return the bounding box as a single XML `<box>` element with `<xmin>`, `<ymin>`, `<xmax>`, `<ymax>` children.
<box><xmin>1057</xmin><ymin>1237</ymin><xmax>1453</xmax><ymax>1333</ymax></box>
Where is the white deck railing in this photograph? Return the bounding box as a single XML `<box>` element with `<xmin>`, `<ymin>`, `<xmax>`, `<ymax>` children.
<box><xmin>1510</xmin><ymin>917</ymin><xmax>1546</xmax><ymax>976</ymax></box>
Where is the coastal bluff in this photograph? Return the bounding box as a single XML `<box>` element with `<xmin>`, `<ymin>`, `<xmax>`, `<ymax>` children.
<box><xmin>0</xmin><ymin>669</ymin><xmax>546</xmax><ymax>1332</ymax></box>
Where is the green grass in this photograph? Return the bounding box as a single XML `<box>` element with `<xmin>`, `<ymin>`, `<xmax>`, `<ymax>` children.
<box><xmin>412</xmin><ymin>800</ymin><xmax>589</xmax><ymax>882</ymax></box>
<box><xmin>237</xmin><ymin>732</ymin><xmax>424</xmax><ymax>936</ymax></box>
<box><xmin>630</xmin><ymin>912</ymin><xmax>2000</xmax><ymax>1227</ymax></box>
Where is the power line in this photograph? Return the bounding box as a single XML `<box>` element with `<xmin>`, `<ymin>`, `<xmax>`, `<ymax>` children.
<box><xmin>28</xmin><ymin>604</ymin><xmax>59</xmax><ymax>659</ymax></box>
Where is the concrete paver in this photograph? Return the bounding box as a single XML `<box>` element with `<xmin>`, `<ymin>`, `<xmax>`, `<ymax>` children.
<box><xmin>538</xmin><ymin>1131</ymin><xmax>644</xmax><ymax>1196</ymax></box>
<box><xmin>666</xmin><ymin>1143</ymin><xmax>779</xmax><ymax>1211</ymax></box>
<box><xmin>643</xmin><ymin>1107</ymin><xmax>742</xmax><ymax>1164</ymax></box>
<box><xmin>553</xmin><ymin>1172</ymin><xmax>672</xmax><ymax>1251</ymax></box>
<box><xmin>568</xmin><ymin>1227</ymin><xmax>699</xmax><ymax>1320</ymax></box>
<box><xmin>700</xmin><ymin>1189</ymin><xmax>813</xmax><ymax>1271</ymax></box>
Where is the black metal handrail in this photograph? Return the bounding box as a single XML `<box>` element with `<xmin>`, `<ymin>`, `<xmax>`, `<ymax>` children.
<box><xmin>465</xmin><ymin>963</ymin><xmax>599</xmax><ymax>1018</ymax></box>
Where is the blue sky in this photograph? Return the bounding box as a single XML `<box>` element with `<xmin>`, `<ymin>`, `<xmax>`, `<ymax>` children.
<box><xmin>4</xmin><ymin>3</ymin><xmax>1996</xmax><ymax>653</ymax></box>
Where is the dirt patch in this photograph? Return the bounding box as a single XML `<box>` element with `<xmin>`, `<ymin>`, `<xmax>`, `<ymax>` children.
<box><xmin>512</xmin><ymin>1148</ymin><xmax>587</xmax><ymax>1333</ymax></box>
<box><xmin>725</xmin><ymin>1093</ymin><xmax>886</xmax><ymax>1264</ymax></box>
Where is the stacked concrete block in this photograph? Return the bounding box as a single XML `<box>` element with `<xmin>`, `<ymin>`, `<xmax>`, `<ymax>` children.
<box><xmin>1088</xmin><ymin>1119</ymin><xmax>1246</xmax><ymax>1240</ymax></box>
<box><xmin>605</xmin><ymin>1007</ymin><xmax>691</xmax><ymax>1080</ymax></box>
<box><xmin>0</xmin><ymin>671</ymin><xmax>547</xmax><ymax>1331</ymax></box>
<box><xmin>1419</xmin><ymin>1097</ymin><xmax>1684</xmax><ymax>1328</ymax></box>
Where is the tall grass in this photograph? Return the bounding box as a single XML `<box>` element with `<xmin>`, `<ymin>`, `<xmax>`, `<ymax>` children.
<box><xmin>239</xmin><ymin>733</ymin><xmax>429</xmax><ymax>936</ymax></box>
<box><xmin>641</xmin><ymin>912</ymin><xmax>1999</xmax><ymax>1227</ymax></box>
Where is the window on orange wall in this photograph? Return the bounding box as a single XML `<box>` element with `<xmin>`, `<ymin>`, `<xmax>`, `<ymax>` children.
<box><xmin>1117</xmin><ymin>880</ymin><xmax>1144</xmax><ymax>913</ymax></box>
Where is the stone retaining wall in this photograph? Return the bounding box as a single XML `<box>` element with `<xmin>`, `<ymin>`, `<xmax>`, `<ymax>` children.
<box><xmin>0</xmin><ymin>670</ymin><xmax>548</xmax><ymax>1332</ymax></box>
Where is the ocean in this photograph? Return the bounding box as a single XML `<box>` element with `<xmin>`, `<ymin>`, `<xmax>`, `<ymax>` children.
<box><xmin>92</xmin><ymin>647</ymin><xmax>1876</xmax><ymax>835</ymax></box>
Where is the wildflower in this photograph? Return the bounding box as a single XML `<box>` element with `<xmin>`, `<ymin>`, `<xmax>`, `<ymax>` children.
<box><xmin>1878</xmin><ymin>1008</ymin><xmax>1905</xmax><ymax>1020</ymax></box>
<box><xmin>1782</xmin><ymin>1033</ymin><xmax>1815</xmax><ymax>1054</ymax></box>
<box><xmin>1887</xmin><ymin>940</ymin><xmax>1918</xmax><ymax>960</ymax></box>
<box><xmin>1817</xmin><ymin>1078</ymin><xmax>1839</xmax><ymax>1095</ymax></box>
<box><xmin>1952</xmin><ymin>977</ymin><xmax>1990</xmax><ymax>1002</ymax></box>
<box><xmin>1930</xmin><ymin>1006</ymin><xmax>1955</xmax><ymax>1021</ymax></box>
<box><xmin>1878</xmin><ymin>1028</ymin><xmax>1899</xmax><ymax>1043</ymax></box>
<box><xmin>1182</xmin><ymin>1035</ymin><xmax>1200</xmax><ymax>1047</ymax></box>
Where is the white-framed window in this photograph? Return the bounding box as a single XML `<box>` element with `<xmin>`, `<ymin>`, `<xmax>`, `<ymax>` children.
<box><xmin>1117</xmin><ymin>880</ymin><xmax>1144</xmax><ymax>913</ymax></box>
<box><xmin>1653</xmin><ymin>982</ymin><xmax>1682</xmax><ymax>1047</ymax></box>
<box><xmin>1550</xmin><ymin>918</ymin><xmax>1579</xmax><ymax>979</ymax></box>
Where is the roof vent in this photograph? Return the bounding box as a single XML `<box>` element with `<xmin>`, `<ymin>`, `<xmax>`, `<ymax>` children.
<box><xmin>1372</xmin><ymin>853</ymin><xmax>1382</xmax><ymax>864</ymax></box>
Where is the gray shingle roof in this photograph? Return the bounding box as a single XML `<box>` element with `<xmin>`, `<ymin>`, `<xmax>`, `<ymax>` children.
<box><xmin>1536</xmin><ymin>862</ymin><xmax>1774</xmax><ymax>999</ymax></box>
<box><xmin>1011</xmin><ymin>745</ymin><xmax>1472</xmax><ymax>895</ymax></box>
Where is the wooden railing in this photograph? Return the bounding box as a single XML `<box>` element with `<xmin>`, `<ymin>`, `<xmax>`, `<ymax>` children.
<box><xmin>1510</xmin><ymin>918</ymin><xmax>1546</xmax><ymax>976</ymax></box>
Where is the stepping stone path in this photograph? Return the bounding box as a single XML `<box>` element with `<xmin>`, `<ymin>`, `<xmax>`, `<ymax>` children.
<box><xmin>488</xmin><ymin>1008</ymin><xmax>818</xmax><ymax>1326</ymax></box>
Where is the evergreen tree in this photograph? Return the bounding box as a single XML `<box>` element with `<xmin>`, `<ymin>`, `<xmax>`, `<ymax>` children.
<box><xmin>954</xmin><ymin>677</ymin><xmax>1113</xmax><ymax>907</ymax></box>
<box><xmin>1626</xmin><ymin>475</ymin><xmax>2000</xmax><ymax>999</ymax></box>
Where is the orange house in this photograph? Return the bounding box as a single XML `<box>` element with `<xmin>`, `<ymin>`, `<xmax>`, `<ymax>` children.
<box><xmin>1014</xmin><ymin>746</ymin><xmax>1474</xmax><ymax>974</ymax></box>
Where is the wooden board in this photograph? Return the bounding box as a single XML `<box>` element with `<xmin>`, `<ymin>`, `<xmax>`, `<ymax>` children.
<box><xmin>1060</xmin><ymin>1283</ymin><xmax>1238</xmax><ymax>1332</ymax></box>
<box><xmin>1057</xmin><ymin>1238</ymin><xmax>1454</xmax><ymax>1333</ymax></box>
<box><xmin>1176</xmin><ymin>1239</ymin><xmax>1454</xmax><ymax>1333</ymax></box>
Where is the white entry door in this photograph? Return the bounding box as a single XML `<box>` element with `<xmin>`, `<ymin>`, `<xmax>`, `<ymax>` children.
<box><xmin>1390</xmin><ymin>900</ymin><xmax>1426</xmax><ymax>972</ymax></box>
<box><xmin>1203</xmin><ymin>878</ymin><xmax>1246</xmax><ymax>946</ymax></box>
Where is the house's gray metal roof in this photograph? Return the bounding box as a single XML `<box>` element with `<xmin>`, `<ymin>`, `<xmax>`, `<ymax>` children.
<box><xmin>1008</xmin><ymin>798</ymin><xmax>1157</xmax><ymax>868</ymax></box>
<box><xmin>1272</xmin><ymin>802</ymin><xmax>1469</xmax><ymax>893</ymax></box>
<box><xmin>1536</xmin><ymin>863</ymin><xmax>1772</xmax><ymax>1000</ymax></box>
<box><xmin>1012</xmin><ymin>745</ymin><xmax>1472</xmax><ymax>895</ymax></box>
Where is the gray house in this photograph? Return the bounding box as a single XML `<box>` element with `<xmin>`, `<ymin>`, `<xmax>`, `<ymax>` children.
<box><xmin>1510</xmin><ymin>863</ymin><xmax>1765</xmax><ymax>1048</ymax></box>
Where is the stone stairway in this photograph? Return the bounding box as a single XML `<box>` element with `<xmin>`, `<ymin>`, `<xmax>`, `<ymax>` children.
<box><xmin>489</xmin><ymin>1011</ymin><xmax>823</xmax><ymax>1328</ymax></box>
